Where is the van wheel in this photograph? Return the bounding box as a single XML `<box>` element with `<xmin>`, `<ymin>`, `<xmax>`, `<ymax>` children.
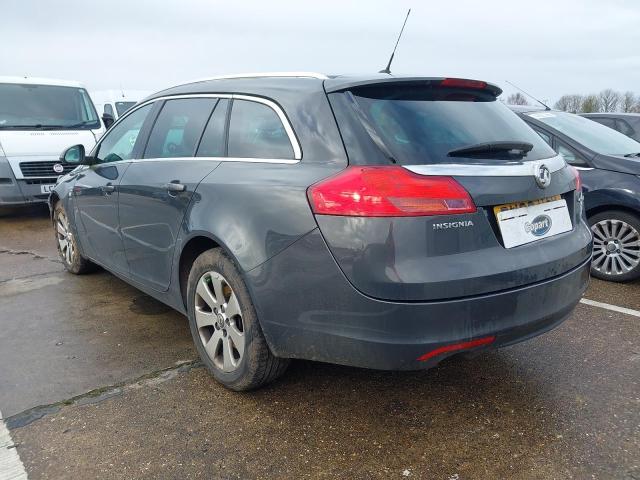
<box><xmin>589</xmin><ymin>210</ymin><xmax>640</xmax><ymax>282</ymax></box>
<box><xmin>186</xmin><ymin>248</ymin><xmax>289</xmax><ymax>391</ymax></box>
<box><xmin>53</xmin><ymin>202</ymin><xmax>95</xmax><ymax>274</ymax></box>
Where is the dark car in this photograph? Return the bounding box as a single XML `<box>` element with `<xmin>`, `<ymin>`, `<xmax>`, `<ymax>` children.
<box><xmin>50</xmin><ymin>73</ymin><xmax>591</xmax><ymax>390</ymax></box>
<box><xmin>581</xmin><ymin>113</ymin><xmax>640</xmax><ymax>142</ymax></box>
<box><xmin>512</xmin><ymin>106</ymin><xmax>640</xmax><ymax>282</ymax></box>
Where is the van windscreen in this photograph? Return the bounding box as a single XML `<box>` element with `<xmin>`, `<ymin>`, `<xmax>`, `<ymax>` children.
<box><xmin>0</xmin><ymin>83</ymin><xmax>100</xmax><ymax>130</ymax></box>
<box><xmin>115</xmin><ymin>101</ymin><xmax>137</xmax><ymax>116</ymax></box>
<box><xmin>336</xmin><ymin>85</ymin><xmax>556</xmax><ymax>165</ymax></box>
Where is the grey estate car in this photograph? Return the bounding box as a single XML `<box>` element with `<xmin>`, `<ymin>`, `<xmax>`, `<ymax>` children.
<box><xmin>51</xmin><ymin>73</ymin><xmax>592</xmax><ymax>390</ymax></box>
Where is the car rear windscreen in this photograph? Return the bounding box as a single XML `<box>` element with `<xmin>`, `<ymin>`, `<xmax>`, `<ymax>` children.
<box><xmin>330</xmin><ymin>85</ymin><xmax>556</xmax><ymax>165</ymax></box>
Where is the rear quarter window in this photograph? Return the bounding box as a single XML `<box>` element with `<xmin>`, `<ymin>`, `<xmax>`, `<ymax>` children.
<box><xmin>227</xmin><ymin>100</ymin><xmax>294</xmax><ymax>159</ymax></box>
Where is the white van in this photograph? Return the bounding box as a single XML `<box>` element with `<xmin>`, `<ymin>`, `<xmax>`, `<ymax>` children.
<box><xmin>91</xmin><ymin>90</ymin><xmax>151</xmax><ymax>128</ymax></box>
<box><xmin>0</xmin><ymin>77</ymin><xmax>104</xmax><ymax>206</ymax></box>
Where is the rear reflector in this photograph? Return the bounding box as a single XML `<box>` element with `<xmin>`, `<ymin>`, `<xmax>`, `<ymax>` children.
<box><xmin>417</xmin><ymin>336</ymin><xmax>496</xmax><ymax>362</ymax></box>
<box><xmin>570</xmin><ymin>165</ymin><xmax>582</xmax><ymax>192</ymax></box>
<box><xmin>308</xmin><ymin>166</ymin><xmax>476</xmax><ymax>217</ymax></box>
<box><xmin>440</xmin><ymin>78</ymin><xmax>488</xmax><ymax>90</ymax></box>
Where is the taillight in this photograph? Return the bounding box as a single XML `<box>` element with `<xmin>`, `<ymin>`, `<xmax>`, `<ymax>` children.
<box><xmin>307</xmin><ymin>166</ymin><xmax>476</xmax><ymax>217</ymax></box>
<box><xmin>440</xmin><ymin>78</ymin><xmax>487</xmax><ymax>90</ymax></box>
<box><xmin>570</xmin><ymin>165</ymin><xmax>582</xmax><ymax>192</ymax></box>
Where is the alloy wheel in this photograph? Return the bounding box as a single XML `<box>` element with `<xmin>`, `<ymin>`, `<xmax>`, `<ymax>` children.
<box><xmin>194</xmin><ymin>271</ymin><xmax>245</xmax><ymax>372</ymax></box>
<box><xmin>56</xmin><ymin>210</ymin><xmax>75</xmax><ymax>265</ymax></box>
<box><xmin>591</xmin><ymin>218</ymin><xmax>640</xmax><ymax>276</ymax></box>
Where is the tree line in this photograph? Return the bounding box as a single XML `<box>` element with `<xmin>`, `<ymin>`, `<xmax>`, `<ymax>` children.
<box><xmin>506</xmin><ymin>90</ymin><xmax>640</xmax><ymax>113</ymax></box>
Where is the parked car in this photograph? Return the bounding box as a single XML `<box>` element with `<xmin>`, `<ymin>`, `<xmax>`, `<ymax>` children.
<box><xmin>0</xmin><ymin>77</ymin><xmax>104</xmax><ymax>207</ymax></box>
<box><xmin>51</xmin><ymin>73</ymin><xmax>591</xmax><ymax>390</ymax></box>
<box><xmin>512</xmin><ymin>106</ymin><xmax>640</xmax><ymax>282</ymax></box>
<box><xmin>91</xmin><ymin>89</ymin><xmax>151</xmax><ymax>129</ymax></box>
<box><xmin>581</xmin><ymin>113</ymin><xmax>640</xmax><ymax>142</ymax></box>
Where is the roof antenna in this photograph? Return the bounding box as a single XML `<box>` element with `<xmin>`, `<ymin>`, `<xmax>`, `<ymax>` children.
<box><xmin>505</xmin><ymin>80</ymin><xmax>550</xmax><ymax>110</ymax></box>
<box><xmin>379</xmin><ymin>9</ymin><xmax>411</xmax><ymax>74</ymax></box>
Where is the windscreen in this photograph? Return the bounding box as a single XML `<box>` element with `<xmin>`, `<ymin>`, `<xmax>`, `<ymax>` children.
<box><xmin>528</xmin><ymin>111</ymin><xmax>640</xmax><ymax>156</ymax></box>
<box><xmin>0</xmin><ymin>83</ymin><xmax>100</xmax><ymax>130</ymax></box>
<box><xmin>346</xmin><ymin>85</ymin><xmax>556</xmax><ymax>165</ymax></box>
<box><xmin>115</xmin><ymin>101</ymin><xmax>137</xmax><ymax>116</ymax></box>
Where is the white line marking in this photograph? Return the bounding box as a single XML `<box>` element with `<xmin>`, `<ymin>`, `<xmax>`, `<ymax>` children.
<box><xmin>580</xmin><ymin>298</ymin><xmax>640</xmax><ymax>318</ymax></box>
<box><xmin>0</xmin><ymin>410</ymin><xmax>27</xmax><ymax>480</ymax></box>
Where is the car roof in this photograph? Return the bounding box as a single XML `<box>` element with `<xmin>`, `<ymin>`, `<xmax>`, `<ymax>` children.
<box><xmin>145</xmin><ymin>72</ymin><xmax>502</xmax><ymax>101</ymax></box>
<box><xmin>581</xmin><ymin>112</ymin><xmax>640</xmax><ymax>118</ymax></box>
<box><xmin>0</xmin><ymin>76</ymin><xmax>86</xmax><ymax>88</ymax></box>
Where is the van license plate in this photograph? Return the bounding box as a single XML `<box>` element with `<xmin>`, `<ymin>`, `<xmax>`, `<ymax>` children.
<box><xmin>40</xmin><ymin>184</ymin><xmax>55</xmax><ymax>194</ymax></box>
<box><xmin>494</xmin><ymin>197</ymin><xmax>572</xmax><ymax>248</ymax></box>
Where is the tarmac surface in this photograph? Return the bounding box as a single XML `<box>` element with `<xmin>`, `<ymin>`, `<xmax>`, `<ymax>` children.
<box><xmin>1</xmin><ymin>205</ymin><xmax>638</xmax><ymax>479</ymax></box>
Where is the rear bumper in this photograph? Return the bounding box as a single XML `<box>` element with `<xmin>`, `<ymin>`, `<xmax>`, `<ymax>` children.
<box><xmin>246</xmin><ymin>229</ymin><xmax>591</xmax><ymax>370</ymax></box>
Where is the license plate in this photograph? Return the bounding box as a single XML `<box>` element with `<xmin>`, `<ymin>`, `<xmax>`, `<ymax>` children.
<box><xmin>494</xmin><ymin>196</ymin><xmax>572</xmax><ymax>248</ymax></box>
<box><xmin>40</xmin><ymin>184</ymin><xmax>55</xmax><ymax>194</ymax></box>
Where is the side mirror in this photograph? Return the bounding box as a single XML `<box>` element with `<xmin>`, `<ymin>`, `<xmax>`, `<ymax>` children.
<box><xmin>60</xmin><ymin>144</ymin><xmax>90</xmax><ymax>165</ymax></box>
<box><xmin>102</xmin><ymin>113</ymin><xmax>115</xmax><ymax>129</ymax></box>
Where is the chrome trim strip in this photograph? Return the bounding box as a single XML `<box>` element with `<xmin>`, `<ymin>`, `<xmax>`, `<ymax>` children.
<box><xmin>573</xmin><ymin>166</ymin><xmax>594</xmax><ymax>171</ymax></box>
<box><xmin>404</xmin><ymin>155</ymin><xmax>566</xmax><ymax>177</ymax></box>
<box><xmin>97</xmin><ymin>93</ymin><xmax>302</xmax><ymax>161</ymax></box>
<box><xmin>91</xmin><ymin>156</ymin><xmax>299</xmax><ymax>167</ymax></box>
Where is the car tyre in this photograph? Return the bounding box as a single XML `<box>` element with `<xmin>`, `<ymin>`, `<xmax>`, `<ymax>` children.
<box><xmin>187</xmin><ymin>248</ymin><xmax>289</xmax><ymax>391</ymax></box>
<box><xmin>53</xmin><ymin>202</ymin><xmax>95</xmax><ymax>274</ymax></box>
<box><xmin>589</xmin><ymin>209</ymin><xmax>640</xmax><ymax>282</ymax></box>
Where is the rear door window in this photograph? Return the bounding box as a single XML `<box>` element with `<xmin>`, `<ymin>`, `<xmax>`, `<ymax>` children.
<box><xmin>616</xmin><ymin>119</ymin><xmax>636</xmax><ymax>137</ymax></box>
<box><xmin>144</xmin><ymin>98</ymin><xmax>216</xmax><ymax>159</ymax></box>
<box><xmin>533</xmin><ymin>128</ymin><xmax>552</xmax><ymax>145</ymax></box>
<box><xmin>227</xmin><ymin>100</ymin><xmax>294</xmax><ymax>159</ymax></box>
<box><xmin>555</xmin><ymin>140</ymin><xmax>587</xmax><ymax>166</ymax></box>
<box><xmin>196</xmin><ymin>99</ymin><xmax>229</xmax><ymax>157</ymax></box>
<box><xmin>594</xmin><ymin>117</ymin><xmax>616</xmax><ymax>129</ymax></box>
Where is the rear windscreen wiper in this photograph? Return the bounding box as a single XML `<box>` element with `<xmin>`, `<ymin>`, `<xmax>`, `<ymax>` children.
<box><xmin>448</xmin><ymin>141</ymin><xmax>534</xmax><ymax>158</ymax></box>
<box><xmin>623</xmin><ymin>153</ymin><xmax>640</xmax><ymax>158</ymax></box>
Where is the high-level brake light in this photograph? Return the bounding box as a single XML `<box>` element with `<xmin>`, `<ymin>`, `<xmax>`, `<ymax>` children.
<box><xmin>440</xmin><ymin>78</ymin><xmax>488</xmax><ymax>90</ymax></box>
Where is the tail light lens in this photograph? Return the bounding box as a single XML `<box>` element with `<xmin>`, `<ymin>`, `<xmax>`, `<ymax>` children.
<box><xmin>307</xmin><ymin>166</ymin><xmax>476</xmax><ymax>217</ymax></box>
<box><xmin>570</xmin><ymin>165</ymin><xmax>582</xmax><ymax>192</ymax></box>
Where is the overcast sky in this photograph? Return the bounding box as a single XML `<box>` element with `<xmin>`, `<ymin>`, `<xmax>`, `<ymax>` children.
<box><xmin>3</xmin><ymin>0</ymin><xmax>639</xmax><ymax>104</ymax></box>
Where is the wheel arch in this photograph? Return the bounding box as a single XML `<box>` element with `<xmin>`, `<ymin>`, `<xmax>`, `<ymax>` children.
<box><xmin>49</xmin><ymin>192</ymin><xmax>61</xmax><ymax>222</ymax></box>
<box><xmin>177</xmin><ymin>232</ymin><xmax>245</xmax><ymax>311</ymax></box>
<box><xmin>586</xmin><ymin>203</ymin><xmax>640</xmax><ymax>220</ymax></box>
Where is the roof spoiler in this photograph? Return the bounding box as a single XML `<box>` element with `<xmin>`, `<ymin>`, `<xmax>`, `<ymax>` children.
<box><xmin>324</xmin><ymin>77</ymin><xmax>502</xmax><ymax>97</ymax></box>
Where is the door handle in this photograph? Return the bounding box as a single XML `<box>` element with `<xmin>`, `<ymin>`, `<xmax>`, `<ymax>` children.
<box><xmin>164</xmin><ymin>182</ymin><xmax>186</xmax><ymax>193</ymax></box>
<box><xmin>102</xmin><ymin>184</ymin><xmax>115</xmax><ymax>194</ymax></box>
